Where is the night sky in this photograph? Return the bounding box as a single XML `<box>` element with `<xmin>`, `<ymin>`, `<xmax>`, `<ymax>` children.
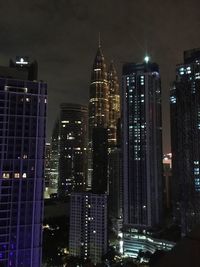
<box><xmin>0</xmin><ymin>0</ymin><xmax>200</xmax><ymax>152</ymax></box>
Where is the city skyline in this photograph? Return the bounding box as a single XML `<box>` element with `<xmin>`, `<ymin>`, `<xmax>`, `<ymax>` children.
<box><xmin>1</xmin><ymin>1</ymin><xmax>200</xmax><ymax>152</ymax></box>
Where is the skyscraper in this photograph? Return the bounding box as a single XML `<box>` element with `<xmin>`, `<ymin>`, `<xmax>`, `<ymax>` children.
<box><xmin>0</xmin><ymin>58</ymin><xmax>47</xmax><ymax>266</ymax></box>
<box><xmin>69</xmin><ymin>192</ymin><xmax>107</xmax><ymax>264</ymax></box>
<box><xmin>88</xmin><ymin>41</ymin><xmax>120</xmax><ymax>191</ymax></box>
<box><xmin>58</xmin><ymin>103</ymin><xmax>88</xmax><ymax>198</ymax></box>
<box><xmin>171</xmin><ymin>48</ymin><xmax>200</xmax><ymax>235</ymax></box>
<box><xmin>107</xmin><ymin>61</ymin><xmax>120</xmax><ymax>148</ymax></box>
<box><xmin>122</xmin><ymin>60</ymin><xmax>163</xmax><ymax>229</ymax></box>
<box><xmin>88</xmin><ymin>42</ymin><xmax>109</xmax><ymax>188</ymax></box>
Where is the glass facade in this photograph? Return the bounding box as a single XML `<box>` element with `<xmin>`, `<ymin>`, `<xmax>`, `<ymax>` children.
<box><xmin>0</xmin><ymin>78</ymin><xmax>47</xmax><ymax>266</ymax></box>
<box><xmin>171</xmin><ymin>48</ymin><xmax>200</xmax><ymax>235</ymax></box>
<box><xmin>122</xmin><ymin>62</ymin><xmax>163</xmax><ymax>228</ymax></box>
<box><xmin>58</xmin><ymin>103</ymin><xmax>88</xmax><ymax>197</ymax></box>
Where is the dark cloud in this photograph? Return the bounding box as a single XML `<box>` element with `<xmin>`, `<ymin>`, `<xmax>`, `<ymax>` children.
<box><xmin>0</xmin><ymin>0</ymin><xmax>200</xmax><ymax>151</ymax></box>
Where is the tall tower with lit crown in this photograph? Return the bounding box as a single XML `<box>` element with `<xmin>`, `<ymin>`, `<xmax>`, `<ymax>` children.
<box><xmin>89</xmin><ymin>41</ymin><xmax>109</xmax><ymax>138</ymax></box>
<box><xmin>88</xmin><ymin>39</ymin><xmax>109</xmax><ymax>189</ymax></box>
<box><xmin>122</xmin><ymin>59</ymin><xmax>163</xmax><ymax>229</ymax></box>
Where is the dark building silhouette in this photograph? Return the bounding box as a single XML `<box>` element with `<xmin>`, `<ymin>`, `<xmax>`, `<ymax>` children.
<box><xmin>0</xmin><ymin>60</ymin><xmax>47</xmax><ymax>266</ymax></box>
<box><xmin>122</xmin><ymin>60</ymin><xmax>163</xmax><ymax>229</ymax></box>
<box><xmin>163</xmin><ymin>153</ymin><xmax>172</xmax><ymax>213</ymax></box>
<box><xmin>171</xmin><ymin>48</ymin><xmax>200</xmax><ymax>235</ymax></box>
<box><xmin>58</xmin><ymin>103</ymin><xmax>88</xmax><ymax>198</ymax></box>
<box><xmin>108</xmin><ymin>147</ymin><xmax>122</xmax><ymax>219</ymax></box>
<box><xmin>92</xmin><ymin>127</ymin><xmax>108</xmax><ymax>193</ymax></box>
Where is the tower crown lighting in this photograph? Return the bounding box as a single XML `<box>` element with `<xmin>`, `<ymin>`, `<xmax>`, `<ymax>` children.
<box><xmin>144</xmin><ymin>56</ymin><xmax>150</xmax><ymax>63</ymax></box>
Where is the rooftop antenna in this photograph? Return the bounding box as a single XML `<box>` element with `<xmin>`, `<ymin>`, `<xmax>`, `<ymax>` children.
<box><xmin>98</xmin><ymin>32</ymin><xmax>101</xmax><ymax>48</ymax></box>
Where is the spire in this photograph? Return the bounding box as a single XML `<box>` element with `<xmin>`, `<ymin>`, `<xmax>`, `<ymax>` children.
<box><xmin>98</xmin><ymin>32</ymin><xmax>101</xmax><ymax>48</ymax></box>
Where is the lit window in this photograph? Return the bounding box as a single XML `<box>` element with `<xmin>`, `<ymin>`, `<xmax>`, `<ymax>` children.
<box><xmin>22</xmin><ymin>173</ymin><xmax>27</xmax><ymax>178</ymax></box>
<box><xmin>3</xmin><ymin>173</ymin><xmax>10</xmax><ymax>179</ymax></box>
<box><xmin>14</xmin><ymin>173</ymin><xmax>20</xmax><ymax>178</ymax></box>
<box><xmin>170</xmin><ymin>96</ymin><xmax>176</xmax><ymax>104</ymax></box>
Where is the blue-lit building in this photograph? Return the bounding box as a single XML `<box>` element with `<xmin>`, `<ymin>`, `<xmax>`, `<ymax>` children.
<box><xmin>122</xmin><ymin>60</ymin><xmax>163</xmax><ymax>229</ymax></box>
<box><xmin>0</xmin><ymin>57</ymin><xmax>47</xmax><ymax>266</ymax></box>
<box><xmin>171</xmin><ymin>48</ymin><xmax>200</xmax><ymax>235</ymax></box>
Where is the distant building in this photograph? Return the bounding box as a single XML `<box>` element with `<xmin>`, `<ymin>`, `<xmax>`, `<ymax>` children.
<box><xmin>58</xmin><ymin>103</ymin><xmax>88</xmax><ymax>198</ymax></box>
<box><xmin>48</xmin><ymin>119</ymin><xmax>59</xmax><ymax>195</ymax></box>
<box><xmin>163</xmin><ymin>153</ymin><xmax>172</xmax><ymax>212</ymax></box>
<box><xmin>122</xmin><ymin>59</ymin><xmax>163</xmax><ymax>229</ymax></box>
<box><xmin>88</xmin><ymin>41</ymin><xmax>120</xmax><ymax>193</ymax></box>
<box><xmin>0</xmin><ymin>59</ymin><xmax>47</xmax><ymax>266</ymax></box>
<box><xmin>44</xmin><ymin>143</ymin><xmax>51</xmax><ymax>199</ymax></box>
<box><xmin>123</xmin><ymin>228</ymin><xmax>175</xmax><ymax>260</ymax></box>
<box><xmin>107</xmin><ymin>61</ymin><xmax>120</xmax><ymax>148</ymax></box>
<box><xmin>170</xmin><ymin>48</ymin><xmax>200</xmax><ymax>235</ymax></box>
<box><xmin>69</xmin><ymin>192</ymin><xmax>107</xmax><ymax>264</ymax></box>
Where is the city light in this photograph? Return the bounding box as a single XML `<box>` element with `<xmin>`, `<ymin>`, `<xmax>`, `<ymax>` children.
<box><xmin>144</xmin><ymin>55</ymin><xmax>150</xmax><ymax>63</ymax></box>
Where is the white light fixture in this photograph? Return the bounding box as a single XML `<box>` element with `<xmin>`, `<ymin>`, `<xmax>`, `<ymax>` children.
<box><xmin>144</xmin><ymin>56</ymin><xmax>150</xmax><ymax>63</ymax></box>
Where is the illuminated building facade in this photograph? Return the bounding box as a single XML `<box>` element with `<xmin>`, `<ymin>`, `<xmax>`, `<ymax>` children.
<box><xmin>108</xmin><ymin>61</ymin><xmax>120</xmax><ymax>147</ymax></box>
<box><xmin>0</xmin><ymin>58</ymin><xmax>47</xmax><ymax>266</ymax></box>
<box><xmin>48</xmin><ymin>119</ymin><xmax>59</xmax><ymax>195</ymax></box>
<box><xmin>171</xmin><ymin>48</ymin><xmax>200</xmax><ymax>235</ymax></box>
<box><xmin>58</xmin><ymin>103</ymin><xmax>88</xmax><ymax>198</ymax></box>
<box><xmin>44</xmin><ymin>143</ymin><xmax>51</xmax><ymax>198</ymax></box>
<box><xmin>88</xmin><ymin>43</ymin><xmax>109</xmax><ymax>188</ymax></box>
<box><xmin>69</xmin><ymin>192</ymin><xmax>107</xmax><ymax>264</ymax></box>
<box><xmin>122</xmin><ymin>60</ymin><xmax>163</xmax><ymax>229</ymax></box>
<box><xmin>88</xmin><ymin>42</ymin><xmax>120</xmax><ymax>189</ymax></box>
<box><xmin>123</xmin><ymin>229</ymin><xmax>175</xmax><ymax>260</ymax></box>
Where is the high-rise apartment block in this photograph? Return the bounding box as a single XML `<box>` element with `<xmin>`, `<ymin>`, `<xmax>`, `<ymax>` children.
<box><xmin>69</xmin><ymin>192</ymin><xmax>107</xmax><ymax>264</ymax></box>
<box><xmin>0</xmin><ymin>57</ymin><xmax>47</xmax><ymax>266</ymax></box>
<box><xmin>122</xmin><ymin>60</ymin><xmax>163</xmax><ymax>229</ymax></box>
<box><xmin>58</xmin><ymin>103</ymin><xmax>88</xmax><ymax>197</ymax></box>
<box><xmin>171</xmin><ymin>48</ymin><xmax>200</xmax><ymax>235</ymax></box>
